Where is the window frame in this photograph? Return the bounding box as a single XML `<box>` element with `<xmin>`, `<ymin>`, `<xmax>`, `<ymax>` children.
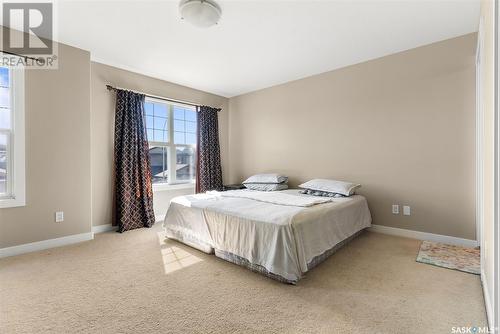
<box><xmin>145</xmin><ymin>97</ymin><xmax>196</xmax><ymax>191</ymax></box>
<box><xmin>0</xmin><ymin>62</ymin><xmax>25</xmax><ymax>208</ymax></box>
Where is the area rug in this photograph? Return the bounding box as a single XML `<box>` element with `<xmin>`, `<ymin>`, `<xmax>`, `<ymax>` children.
<box><xmin>416</xmin><ymin>241</ymin><xmax>480</xmax><ymax>274</ymax></box>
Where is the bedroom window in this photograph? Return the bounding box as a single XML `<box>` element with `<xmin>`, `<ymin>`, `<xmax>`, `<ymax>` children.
<box><xmin>0</xmin><ymin>64</ymin><xmax>25</xmax><ymax>208</ymax></box>
<box><xmin>145</xmin><ymin>98</ymin><xmax>197</xmax><ymax>187</ymax></box>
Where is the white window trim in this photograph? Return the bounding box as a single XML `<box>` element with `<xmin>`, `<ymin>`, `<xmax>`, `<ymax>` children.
<box><xmin>0</xmin><ymin>64</ymin><xmax>25</xmax><ymax>208</ymax></box>
<box><xmin>146</xmin><ymin>97</ymin><xmax>196</xmax><ymax>191</ymax></box>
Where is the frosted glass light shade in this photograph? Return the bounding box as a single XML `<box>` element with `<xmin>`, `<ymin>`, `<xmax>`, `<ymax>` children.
<box><xmin>179</xmin><ymin>0</ymin><xmax>222</xmax><ymax>28</ymax></box>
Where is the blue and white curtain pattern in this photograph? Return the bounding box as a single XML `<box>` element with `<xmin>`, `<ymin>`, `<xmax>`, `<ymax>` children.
<box><xmin>114</xmin><ymin>89</ymin><xmax>155</xmax><ymax>232</ymax></box>
<box><xmin>196</xmin><ymin>105</ymin><xmax>223</xmax><ymax>193</ymax></box>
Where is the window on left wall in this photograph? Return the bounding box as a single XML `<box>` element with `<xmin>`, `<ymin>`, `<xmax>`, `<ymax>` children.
<box><xmin>0</xmin><ymin>64</ymin><xmax>25</xmax><ymax>208</ymax></box>
<box><xmin>145</xmin><ymin>97</ymin><xmax>197</xmax><ymax>189</ymax></box>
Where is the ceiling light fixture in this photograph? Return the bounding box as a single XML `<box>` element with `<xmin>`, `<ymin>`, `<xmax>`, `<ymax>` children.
<box><xmin>179</xmin><ymin>0</ymin><xmax>222</xmax><ymax>28</ymax></box>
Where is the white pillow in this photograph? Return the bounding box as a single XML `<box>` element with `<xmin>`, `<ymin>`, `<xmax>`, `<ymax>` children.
<box><xmin>243</xmin><ymin>173</ymin><xmax>288</xmax><ymax>184</ymax></box>
<box><xmin>298</xmin><ymin>179</ymin><xmax>360</xmax><ymax>196</ymax></box>
<box><xmin>244</xmin><ymin>183</ymin><xmax>289</xmax><ymax>191</ymax></box>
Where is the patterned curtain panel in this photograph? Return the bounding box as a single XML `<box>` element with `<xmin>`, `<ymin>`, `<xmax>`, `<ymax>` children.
<box><xmin>196</xmin><ymin>105</ymin><xmax>223</xmax><ymax>193</ymax></box>
<box><xmin>114</xmin><ymin>89</ymin><xmax>155</xmax><ymax>232</ymax></box>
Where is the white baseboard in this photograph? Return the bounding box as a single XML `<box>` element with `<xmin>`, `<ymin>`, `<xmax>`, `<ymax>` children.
<box><xmin>481</xmin><ymin>269</ymin><xmax>494</xmax><ymax>331</ymax></box>
<box><xmin>0</xmin><ymin>232</ymin><xmax>94</xmax><ymax>258</ymax></box>
<box><xmin>369</xmin><ymin>224</ymin><xmax>478</xmax><ymax>248</ymax></box>
<box><xmin>92</xmin><ymin>224</ymin><xmax>118</xmax><ymax>234</ymax></box>
<box><xmin>92</xmin><ymin>218</ymin><xmax>164</xmax><ymax>234</ymax></box>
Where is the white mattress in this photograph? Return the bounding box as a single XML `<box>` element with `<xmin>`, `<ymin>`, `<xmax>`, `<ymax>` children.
<box><xmin>163</xmin><ymin>189</ymin><xmax>372</xmax><ymax>282</ymax></box>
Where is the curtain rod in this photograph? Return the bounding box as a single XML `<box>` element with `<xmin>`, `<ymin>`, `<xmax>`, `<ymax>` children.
<box><xmin>106</xmin><ymin>84</ymin><xmax>202</xmax><ymax>108</ymax></box>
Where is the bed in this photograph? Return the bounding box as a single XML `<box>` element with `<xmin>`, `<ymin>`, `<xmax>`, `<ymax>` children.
<box><xmin>163</xmin><ymin>189</ymin><xmax>372</xmax><ymax>283</ymax></box>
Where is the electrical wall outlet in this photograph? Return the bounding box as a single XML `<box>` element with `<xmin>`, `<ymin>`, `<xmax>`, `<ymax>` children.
<box><xmin>403</xmin><ymin>206</ymin><xmax>411</xmax><ymax>216</ymax></box>
<box><xmin>55</xmin><ymin>211</ymin><xmax>64</xmax><ymax>223</ymax></box>
<box><xmin>392</xmin><ymin>205</ymin><xmax>399</xmax><ymax>214</ymax></box>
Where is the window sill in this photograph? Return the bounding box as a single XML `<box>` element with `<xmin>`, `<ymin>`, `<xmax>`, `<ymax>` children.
<box><xmin>153</xmin><ymin>182</ymin><xmax>195</xmax><ymax>192</ymax></box>
<box><xmin>0</xmin><ymin>197</ymin><xmax>26</xmax><ymax>209</ymax></box>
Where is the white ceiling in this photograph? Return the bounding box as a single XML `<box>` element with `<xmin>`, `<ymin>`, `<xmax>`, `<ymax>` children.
<box><xmin>10</xmin><ymin>0</ymin><xmax>482</xmax><ymax>97</ymax></box>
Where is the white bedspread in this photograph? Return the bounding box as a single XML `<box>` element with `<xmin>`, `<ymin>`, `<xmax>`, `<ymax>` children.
<box><xmin>163</xmin><ymin>189</ymin><xmax>372</xmax><ymax>282</ymax></box>
<box><xmin>217</xmin><ymin>189</ymin><xmax>333</xmax><ymax>207</ymax></box>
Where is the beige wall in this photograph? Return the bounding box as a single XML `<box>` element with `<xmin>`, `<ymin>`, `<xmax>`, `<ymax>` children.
<box><xmin>0</xmin><ymin>37</ymin><xmax>92</xmax><ymax>248</ymax></box>
<box><xmin>228</xmin><ymin>33</ymin><xmax>477</xmax><ymax>240</ymax></box>
<box><xmin>0</xmin><ymin>33</ymin><xmax>229</xmax><ymax>247</ymax></box>
<box><xmin>479</xmin><ymin>0</ymin><xmax>495</xmax><ymax>326</ymax></box>
<box><xmin>91</xmin><ymin>62</ymin><xmax>229</xmax><ymax>227</ymax></box>
<box><xmin>0</xmin><ymin>28</ymin><xmax>481</xmax><ymax>252</ymax></box>
<box><xmin>152</xmin><ymin>188</ymin><xmax>193</xmax><ymax>219</ymax></box>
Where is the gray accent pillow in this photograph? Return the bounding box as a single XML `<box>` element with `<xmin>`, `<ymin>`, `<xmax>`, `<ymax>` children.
<box><xmin>298</xmin><ymin>179</ymin><xmax>360</xmax><ymax>196</ymax></box>
<box><xmin>299</xmin><ymin>189</ymin><xmax>346</xmax><ymax>198</ymax></box>
<box><xmin>242</xmin><ymin>173</ymin><xmax>288</xmax><ymax>184</ymax></box>
<box><xmin>244</xmin><ymin>183</ymin><xmax>289</xmax><ymax>191</ymax></box>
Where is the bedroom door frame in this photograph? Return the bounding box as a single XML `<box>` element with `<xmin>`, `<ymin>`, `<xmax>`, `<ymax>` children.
<box><xmin>494</xmin><ymin>0</ymin><xmax>499</xmax><ymax>330</ymax></box>
<box><xmin>477</xmin><ymin>16</ymin><xmax>485</xmax><ymax>269</ymax></box>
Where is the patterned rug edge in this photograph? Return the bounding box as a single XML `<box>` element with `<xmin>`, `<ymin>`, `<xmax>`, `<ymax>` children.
<box><xmin>415</xmin><ymin>241</ymin><xmax>480</xmax><ymax>275</ymax></box>
<box><xmin>415</xmin><ymin>256</ymin><xmax>480</xmax><ymax>275</ymax></box>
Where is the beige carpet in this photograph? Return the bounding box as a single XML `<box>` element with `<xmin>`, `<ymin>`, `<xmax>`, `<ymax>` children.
<box><xmin>0</xmin><ymin>224</ymin><xmax>487</xmax><ymax>334</ymax></box>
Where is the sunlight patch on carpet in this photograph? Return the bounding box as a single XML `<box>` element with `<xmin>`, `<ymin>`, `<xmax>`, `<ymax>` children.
<box><xmin>161</xmin><ymin>246</ymin><xmax>203</xmax><ymax>274</ymax></box>
<box><xmin>157</xmin><ymin>230</ymin><xmax>203</xmax><ymax>274</ymax></box>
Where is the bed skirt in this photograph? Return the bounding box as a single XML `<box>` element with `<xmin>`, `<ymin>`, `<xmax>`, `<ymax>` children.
<box><xmin>164</xmin><ymin>227</ymin><xmax>214</xmax><ymax>254</ymax></box>
<box><xmin>214</xmin><ymin>228</ymin><xmax>366</xmax><ymax>284</ymax></box>
<box><xmin>306</xmin><ymin>229</ymin><xmax>365</xmax><ymax>271</ymax></box>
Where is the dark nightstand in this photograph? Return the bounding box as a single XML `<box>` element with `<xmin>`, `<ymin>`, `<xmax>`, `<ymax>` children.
<box><xmin>222</xmin><ymin>184</ymin><xmax>246</xmax><ymax>191</ymax></box>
